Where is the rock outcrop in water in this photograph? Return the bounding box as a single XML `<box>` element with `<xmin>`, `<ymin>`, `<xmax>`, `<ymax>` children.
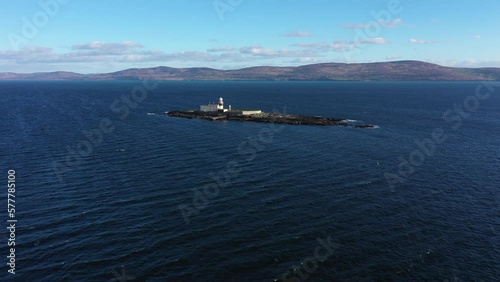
<box><xmin>166</xmin><ymin>110</ymin><xmax>375</xmax><ymax>128</ymax></box>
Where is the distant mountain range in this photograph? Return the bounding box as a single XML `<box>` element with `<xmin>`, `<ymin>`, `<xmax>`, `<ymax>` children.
<box><xmin>1</xmin><ymin>61</ymin><xmax>499</xmax><ymax>81</ymax></box>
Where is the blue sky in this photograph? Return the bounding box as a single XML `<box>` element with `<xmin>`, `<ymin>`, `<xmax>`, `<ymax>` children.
<box><xmin>1</xmin><ymin>0</ymin><xmax>499</xmax><ymax>73</ymax></box>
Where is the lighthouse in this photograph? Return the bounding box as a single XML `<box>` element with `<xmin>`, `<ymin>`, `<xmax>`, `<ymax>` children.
<box><xmin>199</xmin><ymin>97</ymin><xmax>229</xmax><ymax>112</ymax></box>
<box><xmin>217</xmin><ymin>97</ymin><xmax>224</xmax><ymax>112</ymax></box>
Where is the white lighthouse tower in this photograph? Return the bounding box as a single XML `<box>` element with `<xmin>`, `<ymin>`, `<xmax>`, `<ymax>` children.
<box><xmin>200</xmin><ymin>97</ymin><xmax>228</xmax><ymax>112</ymax></box>
<box><xmin>217</xmin><ymin>97</ymin><xmax>224</xmax><ymax>112</ymax></box>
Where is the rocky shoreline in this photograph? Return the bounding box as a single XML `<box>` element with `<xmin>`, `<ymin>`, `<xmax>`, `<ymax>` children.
<box><xmin>166</xmin><ymin>110</ymin><xmax>375</xmax><ymax>128</ymax></box>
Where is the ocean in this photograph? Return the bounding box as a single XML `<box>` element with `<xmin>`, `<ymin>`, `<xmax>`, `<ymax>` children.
<box><xmin>1</xmin><ymin>80</ymin><xmax>499</xmax><ymax>281</ymax></box>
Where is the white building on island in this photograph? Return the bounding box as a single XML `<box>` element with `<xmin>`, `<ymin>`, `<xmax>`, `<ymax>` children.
<box><xmin>200</xmin><ymin>97</ymin><xmax>227</xmax><ymax>112</ymax></box>
<box><xmin>200</xmin><ymin>97</ymin><xmax>262</xmax><ymax>115</ymax></box>
<box><xmin>199</xmin><ymin>102</ymin><xmax>218</xmax><ymax>112</ymax></box>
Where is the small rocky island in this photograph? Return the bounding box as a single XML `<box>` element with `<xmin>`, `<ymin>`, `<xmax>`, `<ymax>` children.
<box><xmin>166</xmin><ymin>97</ymin><xmax>375</xmax><ymax>128</ymax></box>
<box><xmin>167</xmin><ymin>110</ymin><xmax>375</xmax><ymax>128</ymax></box>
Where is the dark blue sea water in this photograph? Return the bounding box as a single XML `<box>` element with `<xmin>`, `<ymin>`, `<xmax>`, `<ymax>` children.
<box><xmin>1</xmin><ymin>81</ymin><xmax>499</xmax><ymax>281</ymax></box>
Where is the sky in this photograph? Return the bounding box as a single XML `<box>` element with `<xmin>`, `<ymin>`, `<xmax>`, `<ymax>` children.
<box><xmin>1</xmin><ymin>0</ymin><xmax>499</xmax><ymax>73</ymax></box>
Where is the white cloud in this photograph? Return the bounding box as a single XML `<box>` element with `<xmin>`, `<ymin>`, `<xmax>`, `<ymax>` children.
<box><xmin>292</xmin><ymin>43</ymin><xmax>331</xmax><ymax>52</ymax></box>
<box><xmin>380</xmin><ymin>18</ymin><xmax>403</xmax><ymax>28</ymax></box>
<box><xmin>72</xmin><ymin>41</ymin><xmax>143</xmax><ymax>50</ymax></box>
<box><xmin>207</xmin><ymin>46</ymin><xmax>237</xmax><ymax>52</ymax></box>
<box><xmin>0</xmin><ymin>44</ymin><xmax>245</xmax><ymax>65</ymax></box>
<box><xmin>357</xmin><ymin>37</ymin><xmax>389</xmax><ymax>44</ymax></box>
<box><xmin>0</xmin><ymin>41</ymin><xmax>327</xmax><ymax>69</ymax></box>
<box><xmin>22</xmin><ymin>46</ymin><xmax>53</xmax><ymax>53</ymax></box>
<box><xmin>386</xmin><ymin>55</ymin><xmax>400</xmax><ymax>60</ymax></box>
<box><xmin>6</xmin><ymin>35</ymin><xmax>471</xmax><ymax>73</ymax></box>
<box><xmin>287</xmin><ymin>57</ymin><xmax>320</xmax><ymax>64</ymax></box>
<box><xmin>331</xmin><ymin>40</ymin><xmax>356</xmax><ymax>51</ymax></box>
<box><xmin>409</xmin><ymin>38</ymin><xmax>435</xmax><ymax>44</ymax></box>
<box><xmin>239</xmin><ymin>46</ymin><xmax>313</xmax><ymax>57</ymax></box>
<box><xmin>283</xmin><ymin>31</ymin><xmax>312</xmax><ymax>37</ymax></box>
<box><xmin>0</xmin><ymin>42</ymin><xmax>320</xmax><ymax>71</ymax></box>
<box><xmin>291</xmin><ymin>38</ymin><xmax>388</xmax><ymax>54</ymax></box>
<box><xmin>472</xmin><ymin>35</ymin><xmax>481</xmax><ymax>39</ymax></box>
<box><xmin>430</xmin><ymin>59</ymin><xmax>500</xmax><ymax>68</ymax></box>
<box><xmin>239</xmin><ymin>46</ymin><xmax>274</xmax><ymax>56</ymax></box>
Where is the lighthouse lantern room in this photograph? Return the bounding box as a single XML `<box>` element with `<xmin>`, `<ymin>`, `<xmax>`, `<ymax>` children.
<box><xmin>217</xmin><ymin>97</ymin><xmax>224</xmax><ymax>112</ymax></box>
